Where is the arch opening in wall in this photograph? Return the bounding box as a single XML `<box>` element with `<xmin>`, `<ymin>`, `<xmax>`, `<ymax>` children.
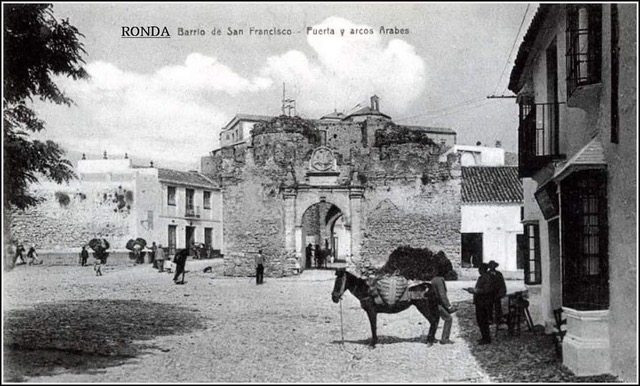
<box><xmin>299</xmin><ymin>201</ymin><xmax>350</xmax><ymax>270</ymax></box>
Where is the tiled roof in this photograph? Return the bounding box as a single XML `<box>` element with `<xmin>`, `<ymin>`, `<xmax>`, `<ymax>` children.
<box><xmin>462</xmin><ymin>166</ymin><xmax>523</xmax><ymax>204</ymax></box>
<box><xmin>508</xmin><ymin>4</ymin><xmax>553</xmax><ymax>93</ymax></box>
<box><xmin>406</xmin><ymin>125</ymin><xmax>456</xmax><ymax>135</ymax></box>
<box><xmin>553</xmin><ymin>137</ymin><xmax>606</xmax><ymax>181</ymax></box>
<box><xmin>344</xmin><ymin>106</ymin><xmax>391</xmax><ymax>119</ymax></box>
<box><xmin>222</xmin><ymin>114</ymin><xmax>274</xmax><ymax>131</ymax></box>
<box><xmin>157</xmin><ymin>168</ymin><xmax>219</xmax><ymax>189</ymax></box>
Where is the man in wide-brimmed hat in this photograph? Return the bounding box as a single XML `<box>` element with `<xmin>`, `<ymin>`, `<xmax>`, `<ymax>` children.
<box><xmin>488</xmin><ymin>260</ymin><xmax>507</xmax><ymax>326</ymax></box>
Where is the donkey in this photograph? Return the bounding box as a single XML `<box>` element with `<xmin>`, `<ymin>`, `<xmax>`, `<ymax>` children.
<box><xmin>331</xmin><ymin>268</ymin><xmax>440</xmax><ymax>347</ymax></box>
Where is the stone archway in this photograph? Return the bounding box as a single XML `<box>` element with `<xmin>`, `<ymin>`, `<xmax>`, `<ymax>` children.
<box><xmin>299</xmin><ymin>201</ymin><xmax>347</xmax><ymax>269</ymax></box>
<box><xmin>283</xmin><ymin>185</ymin><xmax>364</xmax><ymax>267</ymax></box>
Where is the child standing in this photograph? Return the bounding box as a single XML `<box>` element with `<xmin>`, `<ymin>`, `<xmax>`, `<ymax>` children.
<box><xmin>93</xmin><ymin>256</ymin><xmax>103</xmax><ymax>276</ymax></box>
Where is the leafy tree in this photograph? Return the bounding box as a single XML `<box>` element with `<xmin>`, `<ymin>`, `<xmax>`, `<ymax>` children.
<box><xmin>3</xmin><ymin>3</ymin><xmax>88</xmax><ymax>210</ymax></box>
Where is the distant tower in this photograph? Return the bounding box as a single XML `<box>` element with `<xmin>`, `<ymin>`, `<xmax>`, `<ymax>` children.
<box><xmin>371</xmin><ymin>95</ymin><xmax>380</xmax><ymax>111</ymax></box>
<box><xmin>281</xmin><ymin>83</ymin><xmax>296</xmax><ymax>117</ymax></box>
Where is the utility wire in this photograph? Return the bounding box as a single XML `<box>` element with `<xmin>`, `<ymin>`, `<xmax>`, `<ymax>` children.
<box><xmin>397</xmin><ymin>97</ymin><xmax>491</xmax><ymax>124</ymax></box>
<box><xmin>396</xmin><ymin>96</ymin><xmax>487</xmax><ymax>123</ymax></box>
<box><xmin>492</xmin><ymin>3</ymin><xmax>531</xmax><ymax>96</ymax></box>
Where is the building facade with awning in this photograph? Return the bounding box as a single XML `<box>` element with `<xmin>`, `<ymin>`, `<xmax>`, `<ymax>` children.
<box><xmin>508</xmin><ymin>4</ymin><xmax>637</xmax><ymax>381</ymax></box>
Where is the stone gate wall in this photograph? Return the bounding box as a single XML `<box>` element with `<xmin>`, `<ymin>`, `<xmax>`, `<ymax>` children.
<box><xmin>202</xmin><ymin>116</ymin><xmax>462</xmax><ymax>277</ymax></box>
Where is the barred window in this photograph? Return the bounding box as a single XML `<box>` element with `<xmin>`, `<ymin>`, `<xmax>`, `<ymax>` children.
<box><xmin>566</xmin><ymin>4</ymin><xmax>602</xmax><ymax>97</ymax></box>
<box><xmin>524</xmin><ymin>222</ymin><xmax>542</xmax><ymax>285</ymax></box>
<box><xmin>561</xmin><ymin>170</ymin><xmax>608</xmax><ymax>310</ymax></box>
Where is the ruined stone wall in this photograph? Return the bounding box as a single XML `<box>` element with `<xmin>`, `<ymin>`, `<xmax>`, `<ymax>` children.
<box><xmin>202</xmin><ymin>116</ymin><xmax>461</xmax><ymax>277</ymax></box>
<box><xmin>354</xmin><ymin>142</ymin><xmax>461</xmax><ymax>268</ymax></box>
<box><xmin>10</xmin><ymin>181</ymin><xmax>136</xmax><ymax>251</ymax></box>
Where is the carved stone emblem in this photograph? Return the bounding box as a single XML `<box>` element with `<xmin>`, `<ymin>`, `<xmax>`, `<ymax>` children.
<box><xmin>309</xmin><ymin>146</ymin><xmax>337</xmax><ymax>172</ymax></box>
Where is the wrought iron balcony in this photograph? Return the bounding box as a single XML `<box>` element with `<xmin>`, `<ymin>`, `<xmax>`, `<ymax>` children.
<box><xmin>518</xmin><ymin>102</ymin><xmax>563</xmax><ymax>178</ymax></box>
<box><xmin>185</xmin><ymin>206</ymin><xmax>201</xmax><ymax>218</ymax></box>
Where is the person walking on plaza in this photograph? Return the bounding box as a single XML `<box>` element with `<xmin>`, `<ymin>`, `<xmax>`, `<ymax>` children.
<box><xmin>255</xmin><ymin>249</ymin><xmax>265</xmax><ymax>285</ymax></box>
<box><xmin>431</xmin><ymin>265</ymin><xmax>458</xmax><ymax>345</ymax></box>
<box><xmin>150</xmin><ymin>242</ymin><xmax>158</xmax><ymax>268</ymax></box>
<box><xmin>464</xmin><ymin>263</ymin><xmax>496</xmax><ymax>345</ymax></box>
<box><xmin>173</xmin><ymin>249</ymin><xmax>188</xmax><ymax>284</ymax></box>
<box><xmin>14</xmin><ymin>243</ymin><xmax>26</xmax><ymax>266</ymax></box>
<box><xmin>155</xmin><ymin>244</ymin><xmax>166</xmax><ymax>272</ymax></box>
<box><xmin>488</xmin><ymin>260</ymin><xmax>507</xmax><ymax>326</ymax></box>
<box><xmin>26</xmin><ymin>244</ymin><xmax>42</xmax><ymax>265</ymax></box>
<box><xmin>80</xmin><ymin>245</ymin><xmax>89</xmax><ymax>266</ymax></box>
<box><xmin>305</xmin><ymin>243</ymin><xmax>313</xmax><ymax>270</ymax></box>
<box><xmin>93</xmin><ymin>255</ymin><xmax>103</xmax><ymax>276</ymax></box>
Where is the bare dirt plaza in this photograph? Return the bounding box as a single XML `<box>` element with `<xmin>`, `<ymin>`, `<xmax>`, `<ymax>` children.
<box><xmin>2</xmin><ymin>259</ymin><xmax>619</xmax><ymax>383</ymax></box>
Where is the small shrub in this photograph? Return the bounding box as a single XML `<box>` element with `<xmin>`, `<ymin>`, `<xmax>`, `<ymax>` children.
<box><xmin>54</xmin><ymin>192</ymin><xmax>70</xmax><ymax>207</ymax></box>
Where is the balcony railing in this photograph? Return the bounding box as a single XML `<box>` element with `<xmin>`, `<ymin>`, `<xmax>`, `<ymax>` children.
<box><xmin>518</xmin><ymin>102</ymin><xmax>562</xmax><ymax>178</ymax></box>
<box><xmin>185</xmin><ymin>206</ymin><xmax>201</xmax><ymax>218</ymax></box>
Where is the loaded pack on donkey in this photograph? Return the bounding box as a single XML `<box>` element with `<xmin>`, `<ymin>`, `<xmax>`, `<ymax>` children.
<box><xmin>331</xmin><ymin>246</ymin><xmax>457</xmax><ymax>348</ymax></box>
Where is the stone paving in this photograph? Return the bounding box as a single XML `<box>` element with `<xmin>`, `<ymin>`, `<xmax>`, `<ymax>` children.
<box><xmin>2</xmin><ymin>259</ymin><xmax>617</xmax><ymax>383</ymax></box>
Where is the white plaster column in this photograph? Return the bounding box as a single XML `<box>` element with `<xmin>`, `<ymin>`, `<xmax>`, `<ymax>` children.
<box><xmin>283</xmin><ymin>189</ymin><xmax>297</xmax><ymax>252</ymax></box>
<box><xmin>349</xmin><ymin>187</ymin><xmax>364</xmax><ymax>263</ymax></box>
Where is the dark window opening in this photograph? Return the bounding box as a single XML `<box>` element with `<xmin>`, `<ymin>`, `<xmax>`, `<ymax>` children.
<box><xmin>566</xmin><ymin>4</ymin><xmax>602</xmax><ymax>97</ymax></box>
<box><xmin>611</xmin><ymin>4</ymin><xmax>619</xmax><ymax>143</ymax></box>
<box><xmin>516</xmin><ymin>233</ymin><xmax>527</xmax><ymax>270</ymax></box>
<box><xmin>203</xmin><ymin>191</ymin><xmax>212</xmax><ymax>209</ymax></box>
<box><xmin>167</xmin><ymin>186</ymin><xmax>176</xmax><ymax>206</ymax></box>
<box><xmin>461</xmin><ymin>233</ymin><xmax>483</xmax><ymax>268</ymax></box>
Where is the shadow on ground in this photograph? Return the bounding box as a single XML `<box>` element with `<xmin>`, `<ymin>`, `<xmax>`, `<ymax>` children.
<box><xmin>331</xmin><ymin>335</ymin><xmax>426</xmax><ymax>346</ymax></box>
<box><xmin>454</xmin><ymin>299</ymin><xmax>620</xmax><ymax>383</ymax></box>
<box><xmin>3</xmin><ymin>299</ymin><xmax>207</xmax><ymax>382</ymax></box>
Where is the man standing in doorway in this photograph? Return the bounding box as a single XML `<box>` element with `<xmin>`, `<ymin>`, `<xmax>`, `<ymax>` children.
<box><xmin>255</xmin><ymin>249</ymin><xmax>265</xmax><ymax>285</ymax></box>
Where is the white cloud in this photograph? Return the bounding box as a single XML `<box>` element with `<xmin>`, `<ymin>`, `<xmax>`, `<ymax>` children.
<box><xmin>45</xmin><ymin>56</ymin><xmax>246</xmax><ymax>166</ymax></box>
<box><xmin>261</xmin><ymin>17</ymin><xmax>427</xmax><ymax>116</ymax></box>
<box><xmin>40</xmin><ymin>18</ymin><xmax>427</xmax><ymax>167</ymax></box>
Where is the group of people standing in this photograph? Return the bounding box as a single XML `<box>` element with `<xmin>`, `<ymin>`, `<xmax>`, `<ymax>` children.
<box><xmin>305</xmin><ymin>243</ymin><xmax>332</xmax><ymax>269</ymax></box>
<box><xmin>427</xmin><ymin>259</ymin><xmax>506</xmax><ymax>346</ymax></box>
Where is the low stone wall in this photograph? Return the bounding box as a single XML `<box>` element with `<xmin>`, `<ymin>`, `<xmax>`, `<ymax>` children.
<box><xmin>224</xmin><ymin>251</ymin><xmax>300</xmax><ymax>278</ymax></box>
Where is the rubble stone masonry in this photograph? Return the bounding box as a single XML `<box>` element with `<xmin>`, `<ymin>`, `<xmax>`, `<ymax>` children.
<box><xmin>203</xmin><ymin>116</ymin><xmax>461</xmax><ymax>277</ymax></box>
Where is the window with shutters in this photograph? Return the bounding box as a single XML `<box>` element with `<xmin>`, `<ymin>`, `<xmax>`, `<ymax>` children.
<box><xmin>524</xmin><ymin>222</ymin><xmax>542</xmax><ymax>285</ymax></box>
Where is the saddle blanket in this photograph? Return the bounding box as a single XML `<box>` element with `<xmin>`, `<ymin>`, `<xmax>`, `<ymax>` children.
<box><xmin>367</xmin><ymin>274</ymin><xmax>430</xmax><ymax>306</ymax></box>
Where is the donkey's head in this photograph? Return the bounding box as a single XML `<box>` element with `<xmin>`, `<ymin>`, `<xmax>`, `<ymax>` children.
<box><xmin>331</xmin><ymin>268</ymin><xmax>348</xmax><ymax>303</ymax></box>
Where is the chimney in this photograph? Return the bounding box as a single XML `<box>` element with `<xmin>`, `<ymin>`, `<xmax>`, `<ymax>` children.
<box><xmin>370</xmin><ymin>95</ymin><xmax>379</xmax><ymax>112</ymax></box>
<box><xmin>103</xmin><ymin>150</ymin><xmax>108</xmax><ymax>159</ymax></box>
<box><xmin>82</xmin><ymin>153</ymin><xmax>86</xmax><ymax>160</ymax></box>
<box><xmin>150</xmin><ymin>161</ymin><xmax>154</xmax><ymax>168</ymax></box>
<box><xmin>124</xmin><ymin>153</ymin><xmax>129</xmax><ymax>159</ymax></box>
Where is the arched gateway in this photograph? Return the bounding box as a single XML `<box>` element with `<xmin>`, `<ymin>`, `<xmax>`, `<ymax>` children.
<box><xmin>282</xmin><ymin>147</ymin><xmax>364</xmax><ymax>268</ymax></box>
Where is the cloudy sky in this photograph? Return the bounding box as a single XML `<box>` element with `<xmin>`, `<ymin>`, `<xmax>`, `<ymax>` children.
<box><xmin>28</xmin><ymin>2</ymin><xmax>538</xmax><ymax>169</ymax></box>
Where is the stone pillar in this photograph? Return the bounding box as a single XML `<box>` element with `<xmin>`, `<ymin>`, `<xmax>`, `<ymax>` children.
<box><xmin>349</xmin><ymin>187</ymin><xmax>365</xmax><ymax>264</ymax></box>
<box><xmin>295</xmin><ymin>226</ymin><xmax>303</xmax><ymax>258</ymax></box>
<box><xmin>283</xmin><ymin>188</ymin><xmax>297</xmax><ymax>252</ymax></box>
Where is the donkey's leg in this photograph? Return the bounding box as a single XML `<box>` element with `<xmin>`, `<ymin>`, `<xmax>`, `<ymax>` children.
<box><xmin>364</xmin><ymin>306</ymin><xmax>378</xmax><ymax>347</ymax></box>
<box><xmin>415</xmin><ymin>300</ymin><xmax>440</xmax><ymax>343</ymax></box>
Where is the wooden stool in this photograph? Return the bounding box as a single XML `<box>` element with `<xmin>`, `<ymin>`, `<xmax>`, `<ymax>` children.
<box><xmin>507</xmin><ymin>292</ymin><xmax>533</xmax><ymax>335</ymax></box>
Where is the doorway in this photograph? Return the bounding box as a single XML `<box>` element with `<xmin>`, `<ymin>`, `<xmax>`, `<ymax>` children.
<box><xmin>185</xmin><ymin>226</ymin><xmax>195</xmax><ymax>255</ymax></box>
